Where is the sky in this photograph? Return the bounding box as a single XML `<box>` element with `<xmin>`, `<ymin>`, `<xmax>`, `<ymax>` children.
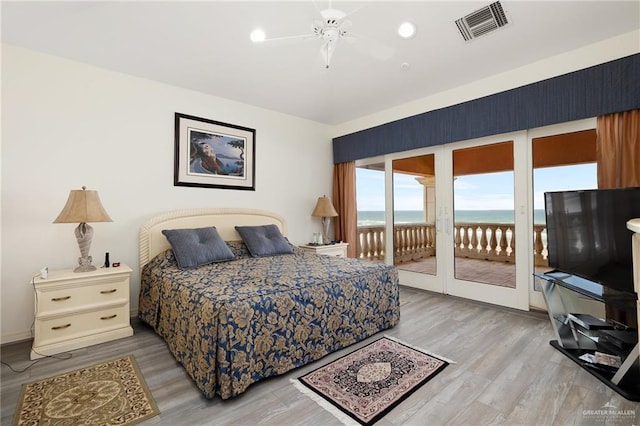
<box><xmin>356</xmin><ymin>163</ymin><xmax>597</xmax><ymax>211</ymax></box>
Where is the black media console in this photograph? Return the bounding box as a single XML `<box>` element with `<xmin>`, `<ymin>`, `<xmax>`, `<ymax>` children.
<box><xmin>535</xmin><ymin>271</ymin><xmax>639</xmax><ymax>401</ymax></box>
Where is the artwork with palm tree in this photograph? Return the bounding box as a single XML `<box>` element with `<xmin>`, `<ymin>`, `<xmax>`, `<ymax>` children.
<box><xmin>174</xmin><ymin>113</ymin><xmax>255</xmax><ymax>190</ymax></box>
<box><xmin>189</xmin><ymin>130</ymin><xmax>245</xmax><ymax>177</ymax></box>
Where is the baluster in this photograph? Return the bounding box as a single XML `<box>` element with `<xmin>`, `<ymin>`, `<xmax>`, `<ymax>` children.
<box><xmin>363</xmin><ymin>230</ymin><xmax>371</xmax><ymax>260</ymax></box>
<box><xmin>470</xmin><ymin>226</ymin><xmax>479</xmax><ymax>253</ymax></box>
<box><xmin>480</xmin><ymin>225</ymin><xmax>489</xmax><ymax>255</ymax></box>
<box><xmin>429</xmin><ymin>225</ymin><xmax>435</xmax><ymax>249</ymax></box>
<box><xmin>370</xmin><ymin>229</ymin><xmax>377</xmax><ymax>260</ymax></box>
<box><xmin>393</xmin><ymin>227</ymin><xmax>400</xmax><ymax>259</ymax></box>
<box><xmin>487</xmin><ymin>225</ymin><xmax>497</xmax><ymax>256</ymax></box>
<box><xmin>499</xmin><ymin>227</ymin><xmax>508</xmax><ymax>258</ymax></box>
<box><xmin>454</xmin><ymin>225</ymin><xmax>462</xmax><ymax>251</ymax></box>
<box><xmin>405</xmin><ymin>226</ymin><xmax>409</xmax><ymax>256</ymax></box>
<box><xmin>373</xmin><ymin>228</ymin><xmax>381</xmax><ymax>260</ymax></box>
<box><xmin>409</xmin><ymin>226</ymin><xmax>416</xmax><ymax>255</ymax></box>
<box><xmin>508</xmin><ymin>227</ymin><xmax>515</xmax><ymax>257</ymax></box>
<box><xmin>462</xmin><ymin>226</ymin><xmax>470</xmax><ymax>252</ymax></box>
<box><xmin>424</xmin><ymin>225</ymin><xmax>431</xmax><ymax>249</ymax></box>
<box><xmin>403</xmin><ymin>226</ymin><xmax>409</xmax><ymax>257</ymax></box>
<box><xmin>534</xmin><ymin>226</ymin><xmax>544</xmax><ymax>265</ymax></box>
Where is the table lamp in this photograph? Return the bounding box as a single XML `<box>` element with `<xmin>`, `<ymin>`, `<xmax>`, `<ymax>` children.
<box><xmin>311</xmin><ymin>195</ymin><xmax>338</xmax><ymax>245</ymax></box>
<box><xmin>54</xmin><ymin>186</ymin><xmax>112</xmax><ymax>272</ymax></box>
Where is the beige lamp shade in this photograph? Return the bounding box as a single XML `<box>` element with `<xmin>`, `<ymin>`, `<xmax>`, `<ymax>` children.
<box><xmin>54</xmin><ymin>186</ymin><xmax>113</xmax><ymax>224</ymax></box>
<box><xmin>311</xmin><ymin>196</ymin><xmax>338</xmax><ymax>218</ymax></box>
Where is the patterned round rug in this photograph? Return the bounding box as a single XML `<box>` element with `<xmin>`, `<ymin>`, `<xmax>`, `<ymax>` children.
<box><xmin>13</xmin><ymin>355</ymin><xmax>158</xmax><ymax>426</ymax></box>
<box><xmin>294</xmin><ymin>336</ymin><xmax>451</xmax><ymax>425</ymax></box>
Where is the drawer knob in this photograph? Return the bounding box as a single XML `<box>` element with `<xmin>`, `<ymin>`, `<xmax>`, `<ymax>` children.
<box><xmin>100</xmin><ymin>314</ymin><xmax>118</xmax><ymax>320</ymax></box>
<box><xmin>51</xmin><ymin>296</ymin><xmax>71</xmax><ymax>302</ymax></box>
<box><xmin>100</xmin><ymin>289</ymin><xmax>117</xmax><ymax>294</ymax></box>
<box><xmin>51</xmin><ymin>323</ymin><xmax>71</xmax><ymax>330</ymax></box>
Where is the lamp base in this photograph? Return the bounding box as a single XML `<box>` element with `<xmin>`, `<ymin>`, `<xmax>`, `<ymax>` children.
<box><xmin>322</xmin><ymin>217</ymin><xmax>332</xmax><ymax>245</ymax></box>
<box><xmin>74</xmin><ymin>256</ymin><xmax>96</xmax><ymax>273</ymax></box>
<box><xmin>74</xmin><ymin>265</ymin><xmax>97</xmax><ymax>273</ymax></box>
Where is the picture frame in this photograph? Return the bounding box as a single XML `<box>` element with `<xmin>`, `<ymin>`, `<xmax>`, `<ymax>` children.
<box><xmin>174</xmin><ymin>113</ymin><xmax>256</xmax><ymax>191</ymax></box>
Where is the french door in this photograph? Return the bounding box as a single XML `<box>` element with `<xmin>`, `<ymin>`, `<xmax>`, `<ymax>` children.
<box><xmin>356</xmin><ymin>119</ymin><xmax>596</xmax><ymax>311</ymax></box>
<box><xmin>441</xmin><ymin>133</ymin><xmax>529</xmax><ymax>310</ymax></box>
<box><xmin>384</xmin><ymin>131</ymin><xmax>529</xmax><ymax>310</ymax></box>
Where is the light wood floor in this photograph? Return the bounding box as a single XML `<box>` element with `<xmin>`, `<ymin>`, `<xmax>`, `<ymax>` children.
<box><xmin>2</xmin><ymin>287</ymin><xmax>639</xmax><ymax>425</ymax></box>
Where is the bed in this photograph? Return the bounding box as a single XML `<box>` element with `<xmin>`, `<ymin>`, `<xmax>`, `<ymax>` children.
<box><xmin>138</xmin><ymin>208</ymin><xmax>400</xmax><ymax>399</ymax></box>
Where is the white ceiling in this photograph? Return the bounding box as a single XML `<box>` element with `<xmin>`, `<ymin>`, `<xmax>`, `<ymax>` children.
<box><xmin>2</xmin><ymin>1</ymin><xmax>639</xmax><ymax>125</ymax></box>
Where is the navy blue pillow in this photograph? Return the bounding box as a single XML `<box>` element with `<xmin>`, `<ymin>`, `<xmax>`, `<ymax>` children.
<box><xmin>235</xmin><ymin>224</ymin><xmax>293</xmax><ymax>257</ymax></box>
<box><xmin>162</xmin><ymin>227</ymin><xmax>235</xmax><ymax>270</ymax></box>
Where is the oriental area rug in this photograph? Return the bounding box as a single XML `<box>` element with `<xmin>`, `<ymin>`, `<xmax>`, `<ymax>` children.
<box><xmin>293</xmin><ymin>336</ymin><xmax>452</xmax><ymax>425</ymax></box>
<box><xmin>13</xmin><ymin>355</ymin><xmax>158</xmax><ymax>426</ymax></box>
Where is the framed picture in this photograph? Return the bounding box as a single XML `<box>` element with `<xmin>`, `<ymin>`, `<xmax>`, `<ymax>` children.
<box><xmin>174</xmin><ymin>113</ymin><xmax>255</xmax><ymax>190</ymax></box>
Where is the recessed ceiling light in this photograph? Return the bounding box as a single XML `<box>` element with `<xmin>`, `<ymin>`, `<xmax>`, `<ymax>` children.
<box><xmin>250</xmin><ymin>29</ymin><xmax>266</xmax><ymax>43</ymax></box>
<box><xmin>398</xmin><ymin>22</ymin><xmax>416</xmax><ymax>39</ymax></box>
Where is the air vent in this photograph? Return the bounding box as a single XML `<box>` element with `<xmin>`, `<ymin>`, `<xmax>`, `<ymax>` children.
<box><xmin>455</xmin><ymin>1</ymin><xmax>508</xmax><ymax>42</ymax></box>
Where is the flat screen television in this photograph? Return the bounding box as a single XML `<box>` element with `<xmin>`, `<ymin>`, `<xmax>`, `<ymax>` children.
<box><xmin>544</xmin><ymin>187</ymin><xmax>640</xmax><ymax>294</ymax></box>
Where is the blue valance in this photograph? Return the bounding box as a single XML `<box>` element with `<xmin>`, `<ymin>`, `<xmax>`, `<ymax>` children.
<box><xmin>333</xmin><ymin>53</ymin><xmax>640</xmax><ymax>164</ymax></box>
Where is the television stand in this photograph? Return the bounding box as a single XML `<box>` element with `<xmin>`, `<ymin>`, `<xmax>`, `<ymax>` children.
<box><xmin>534</xmin><ymin>271</ymin><xmax>639</xmax><ymax>401</ymax></box>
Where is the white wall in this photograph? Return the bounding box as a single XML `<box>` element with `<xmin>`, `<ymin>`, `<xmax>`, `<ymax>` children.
<box><xmin>1</xmin><ymin>45</ymin><xmax>333</xmax><ymax>343</ymax></box>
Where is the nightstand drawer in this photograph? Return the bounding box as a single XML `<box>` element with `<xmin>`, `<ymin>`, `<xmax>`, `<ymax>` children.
<box><xmin>317</xmin><ymin>246</ymin><xmax>346</xmax><ymax>257</ymax></box>
<box><xmin>34</xmin><ymin>303</ymin><xmax>129</xmax><ymax>347</ymax></box>
<box><xmin>37</xmin><ymin>277</ymin><xmax>129</xmax><ymax>314</ymax></box>
<box><xmin>298</xmin><ymin>242</ymin><xmax>348</xmax><ymax>257</ymax></box>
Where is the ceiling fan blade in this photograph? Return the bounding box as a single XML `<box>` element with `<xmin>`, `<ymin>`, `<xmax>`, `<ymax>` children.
<box><xmin>340</xmin><ymin>4</ymin><xmax>367</xmax><ymax>20</ymax></box>
<box><xmin>346</xmin><ymin>31</ymin><xmax>395</xmax><ymax>62</ymax></box>
<box><xmin>314</xmin><ymin>0</ymin><xmax>365</xmax><ymax>22</ymax></box>
<box><xmin>261</xmin><ymin>33</ymin><xmax>317</xmax><ymax>43</ymax></box>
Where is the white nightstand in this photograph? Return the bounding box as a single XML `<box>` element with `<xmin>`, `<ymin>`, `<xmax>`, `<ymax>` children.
<box><xmin>298</xmin><ymin>242</ymin><xmax>349</xmax><ymax>258</ymax></box>
<box><xmin>31</xmin><ymin>264</ymin><xmax>134</xmax><ymax>360</ymax></box>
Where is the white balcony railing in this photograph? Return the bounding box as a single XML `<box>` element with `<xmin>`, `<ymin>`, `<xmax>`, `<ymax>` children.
<box><xmin>357</xmin><ymin>222</ymin><xmax>548</xmax><ymax>266</ymax></box>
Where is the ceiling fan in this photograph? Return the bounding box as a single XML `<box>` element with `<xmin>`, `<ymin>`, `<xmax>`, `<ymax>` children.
<box><xmin>311</xmin><ymin>7</ymin><xmax>353</xmax><ymax>69</ymax></box>
<box><xmin>251</xmin><ymin>2</ymin><xmax>370</xmax><ymax>69</ymax></box>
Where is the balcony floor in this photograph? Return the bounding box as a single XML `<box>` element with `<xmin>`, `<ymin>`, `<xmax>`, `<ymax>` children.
<box><xmin>396</xmin><ymin>257</ymin><xmax>551</xmax><ymax>288</ymax></box>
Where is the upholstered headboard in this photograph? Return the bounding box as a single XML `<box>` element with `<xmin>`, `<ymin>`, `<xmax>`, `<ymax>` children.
<box><xmin>138</xmin><ymin>208</ymin><xmax>287</xmax><ymax>268</ymax></box>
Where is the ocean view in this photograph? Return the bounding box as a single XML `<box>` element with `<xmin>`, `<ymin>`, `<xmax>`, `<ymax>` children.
<box><xmin>358</xmin><ymin>209</ymin><xmax>547</xmax><ymax>226</ymax></box>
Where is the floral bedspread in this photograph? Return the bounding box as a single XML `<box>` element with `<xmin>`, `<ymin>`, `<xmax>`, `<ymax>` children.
<box><xmin>138</xmin><ymin>243</ymin><xmax>400</xmax><ymax>399</ymax></box>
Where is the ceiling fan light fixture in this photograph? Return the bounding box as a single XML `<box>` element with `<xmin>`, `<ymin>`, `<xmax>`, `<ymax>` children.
<box><xmin>250</xmin><ymin>29</ymin><xmax>266</xmax><ymax>43</ymax></box>
<box><xmin>398</xmin><ymin>21</ymin><xmax>416</xmax><ymax>39</ymax></box>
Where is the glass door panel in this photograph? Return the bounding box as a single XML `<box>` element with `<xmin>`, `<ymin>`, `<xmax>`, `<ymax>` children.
<box><xmin>392</xmin><ymin>154</ymin><xmax>436</xmax><ymax>275</ymax></box>
<box><xmin>531</xmin><ymin>127</ymin><xmax>597</xmax><ymax>309</ymax></box>
<box><xmin>356</xmin><ymin>164</ymin><xmax>387</xmax><ymax>263</ymax></box>
<box><xmin>452</xmin><ymin>142</ymin><xmax>516</xmax><ymax>288</ymax></box>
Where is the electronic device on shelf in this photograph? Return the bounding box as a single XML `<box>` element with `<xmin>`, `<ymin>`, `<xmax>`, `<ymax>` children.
<box><xmin>544</xmin><ymin>187</ymin><xmax>640</xmax><ymax>296</ymax></box>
